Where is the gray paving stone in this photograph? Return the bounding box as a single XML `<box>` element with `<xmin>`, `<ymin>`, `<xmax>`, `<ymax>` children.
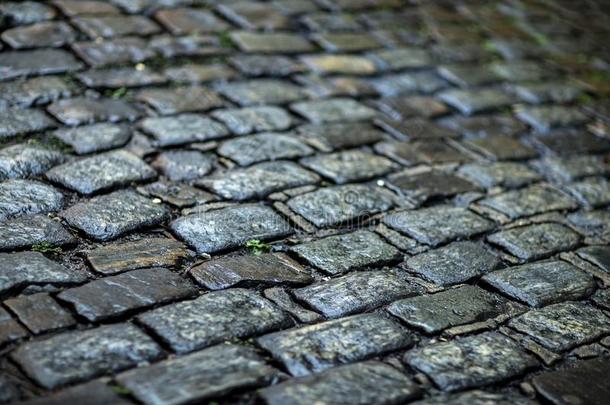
<box><xmin>406</xmin><ymin>241</ymin><xmax>501</xmax><ymax>286</ymax></box>
<box><xmin>577</xmin><ymin>245</ymin><xmax>610</xmax><ymax>273</ymax></box>
<box><xmin>231</xmin><ymin>31</ymin><xmax>315</xmax><ymax>53</ymax></box>
<box><xmin>0</xmin><ymin>1</ymin><xmax>56</xmax><ymax>25</ymax></box>
<box><xmin>479</xmin><ymin>184</ymin><xmax>578</xmax><ymax>220</ymax></box>
<box><xmin>218</xmin><ymin>2</ymin><xmax>289</xmax><ymax>30</ymax></box>
<box><xmin>490</xmin><ymin>61</ymin><xmax>547</xmax><ymax>82</ymax></box>
<box><xmin>47</xmin><ymin>97</ymin><xmax>140</xmax><ymax>126</ymax></box>
<box><xmin>371</xmin><ymin>71</ymin><xmax>448</xmax><ymax>97</ymax></box>
<box><xmin>0</xmin><ymin>76</ymin><xmax>75</xmax><ymax>108</ymax></box>
<box><xmin>301</xmin><ymin>150</ymin><xmax>396</xmax><ymax>184</ymax></box>
<box><xmin>47</xmin><ymin>150</ymin><xmax>156</xmax><ymax>195</ymax></box>
<box><xmin>139</xmin><ymin>113</ymin><xmax>229</xmax><ymax>147</ymax></box>
<box><xmin>438</xmin><ymin>114</ymin><xmax>527</xmax><ymax>138</ymax></box>
<box><xmin>291</xmin><ymin>98</ymin><xmax>377</xmax><ymax>124</ymax></box>
<box><xmin>0</xmin><ymin>251</ymin><xmax>85</xmax><ymax>297</ymax></box>
<box><xmin>568</xmin><ymin>210</ymin><xmax>610</xmax><ymax>240</ymax></box>
<box><xmin>264</xmin><ymin>286</ymin><xmax>323</xmax><ymax>324</ymax></box>
<box><xmin>294</xmin><ymin>268</ymin><xmax>424</xmax><ymax>318</ymax></box>
<box><xmin>218</xmin><ymin>132</ymin><xmax>314</xmax><ymax>166</ymax></box>
<box><xmin>532</xmin><ymin>156</ymin><xmax>610</xmax><ymax>183</ymax></box>
<box><xmin>511</xmin><ymin>81</ymin><xmax>583</xmax><ymax>104</ymax></box>
<box><xmin>405</xmin><ymin>332</ymin><xmax>538</xmax><ymax>391</ymax></box>
<box><xmin>217</xmin><ymin>79</ymin><xmax>307</xmax><ymax>106</ymax></box>
<box><xmin>58</xmin><ymin>268</ymin><xmax>196</xmax><ymax>322</ymax></box>
<box><xmin>509</xmin><ymin>302</ymin><xmax>610</xmax><ymax>352</ymax></box>
<box><xmin>533</xmin><ymin>130</ymin><xmax>610</xmax><ymax>156</ymax></box>
<box><xmin>0</xmin><ymin>214</ymin><xmax>75</xmax><ymax>251</ymax></box>
<box><xmin>383</xmin><ymin>206</ymin><xmax>494</xmax><ymax>247</ymax></box>
<box><xmin>0</xmin><ymin>107</ymin><xmax>55</xmax><ymax>139</ymax></box>
<box><xmin>86</xmin><ymin>237</ymin><xmax>193</xmax><ymax>275</ymax></box>
<box><xmin>72</xmin><ymin>15</ymin><xmax>160</xmax><ymax>38</ymax></box>
<box><xmin>412</xmin><ymin>390</ymin><xmax>537</xmax><ymax>405</ymax></box>
<box><xmin>388</xmin><ymin>171</ymin><xmax>479</xmax><ymax>203</ymax></box>
<box><xmin>482</xmin><ymin>260</ymin><xmax>595</xmax><ymax>307</ymax></box>
<box><xmin>171</xmin><ymin>204</ymin><xmax>292</xmax><ymax>254</ymax></box>
<box><xmin>118</xmin><ymin>344</ymin><xmax>280</xmax><ymax>405</ymax></box>
<box><xmin>257</xmin><ymin>313</ymin><xmax>413</xmax><ymax>376</ymax></box>
<box><xmin>301</xmin><ymin>12</ymin><xmax>360</xmax><ymax>31</ymax></box>
<box><xmin>458</xmin><ymin>162</ymin><xmax>542</xmax><ymax>189</ymax></box>
<box><xmin>516</xmin><ymin>106</ymin><xmax>589</xmax><ymax>132</ymax></box>
<box><xmin>565</xmin><ymin>177</ymin><xmax>610</xmax><ymax>208</ymax></box>
<box><xmin>438</xmin><ymin>88</ymin><xmax>517</xmax><ymax>115</ymax></box>
<box><xmin>0</xmin><ymin>307</ymin><xmax>28</xmax><ymax>347</ymax></box>
<box><xmin>289</xmin><ymin>230</ymin><xmax>402</xmax><ymax>275</ymax></box>
<box><xmin>152</xmin><ymin>150</ymin><xmax>214</xmax><ymax>181</ymax></box>
<box><xmin>532</xmin><ymin>358</ymin><xmax>610</xmax><ymax>405</ymax></box>
<box><xmin>260</xmin><ymin>360</ymin><xmax>422</xmax><ymax>405</ymax></box>
<box><xmin>464</xmin><ymin>135</ymin><xmax>537</xmax><ymax>161</ymax></box>
<box><xmin>155</xmin><ymin>7</ymin><xmax>229</xmax><ymax>34</ymax></box>
<box><xmin>72</xmin><ymin>37</ymin><xmax>155</xmax><ymax>67</ymax></box>
<box><xmin>287</xmin><ymin>184</ymin><xmax>396</xmax><ymax>228</ymax></box>
<box><xmin>1</xmin><ymin>21</ymin><xmax>76</xmax><ymax>48</ymax></box>
<box><xmin>11</xmin><ymin>324</ymin><xmax>163</xmax><ymax>389</ymax></box>
<box><xmin>375</xmin><ymin>118</ymin><xmax>460</xmax><ymax>141</ymax></box>
<box><xmin>212</xmin><ymin>106</ymin><xmax>294</xmax><ymax>135</ymax></box>
<box><xmin>230</xmin><ymin>54</ymin><xmax>305</xmax><ymax>77</ymax></box>
<box><xmin>19</xmin><ymin>380</ymin><xmax>130</xmax><ymax>405</ymax></box>
<box><xmin>369</xmin><ymin>47</ymin><xmax>431</xmax><ymax>71</ymax></box>
<box><xmin>53</xmin><ymin>0</ymin><xmax>120</xmax><ymax>16</ymax></box>
<box><xmin>148</xmin><ymin>34</ymin><xmax>223</xmax><ymax>58</ymax></box>
<box><xmin>4</xmin><ymin>293</ymin><xmax>75</xmax><ymax>335</ymax></box>
<box><xmin>301</xmin><ymin>54</ymin><xmax>376</xmax><ymax>75</ymax></box>
<box><xmin>312</xmin><ymin>32</ymin><xmax>381</xmax><ymax>52</ymax></box>
<box><xmin>53</xmin><ymin>123</ymin><xmax>131</xmax><ymax>155</ymax></box>
<box><xmin>0</xmin><ymin>372</ymin><xmax>20</xmax><ymax>403</ymax></box>
<box><xmin>378</xmin><ymin>139</ymin><xmax>469</xmax><ymax>165</ymax></box>
<box><xmin>77</xmin><ymin>67</ymin><xmax>166</xmax><ymax>89</ymax></box>
<box><xmin>488</xmin><ymin>223</ymin><xmax>581</xmax><ymax>261</ymax></box>
<box><xmin>164</xmin><ymin>63</ymin><xmax>236</xmax><ymax>83</ymax></box>
<box><xmin>138</xmin><ymin>288</ymin><xmax>290</xmax><ymax>353</ymax></box>
<box><xmin>0</xmin><ymin>179</ymin><xmax>64</xmax><ymax>221</ymax></box>
<box><xmin>0</xmin><ymin>144</ymin><xmax>64</xmax><ymax>180</ymax></box>
<box><xmin>388</xmin><ymin>285</ymin><xmax>517</xmax><ymax>333</ymax></box>
<box><xmin>136</xmin><ymin>86</ymin><xmax>224</xmax><ymax>115</ymax></box>
<box><xmin>190</xmin><ymin>253</ymin><xmax>312</xmax><ymax>290</ymax></box>
<box><xmin>198</xmin><ymin>161</ymin><xmax>319</xmax><ymax>201</ymax></box>
<box><xmin>140</xmin><ymin>181</ymin><xmax>217</xmax><ymax>208</ymax></box>
<box><xmin>296</xmin><ymin>122</ymin><xmax>386</xmax><ymax>152</ymax></box>
<box><xmin>374</xmin><ymin>96</ymin><xmax>449</xmax><ymax>120</ymax></box>
<box><xmin>0</xmin><ymin>49</ymin><xmax>83</xmax><ymax>81</ymax></box>
<box><xmin>437</xmin><ymin>65</ymin><xmax>500</xmax><ymax>88</ymax></box>
<box><xmin>61</xmin><ymin>190</ymin><xmax>169</xmax><ymax>241</ymax></box>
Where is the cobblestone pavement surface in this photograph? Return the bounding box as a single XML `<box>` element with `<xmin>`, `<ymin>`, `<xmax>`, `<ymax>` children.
<box><xmin>1</xmin><ymin>0</ymin><xmax>610</xmax><ymax>404</ymax></box>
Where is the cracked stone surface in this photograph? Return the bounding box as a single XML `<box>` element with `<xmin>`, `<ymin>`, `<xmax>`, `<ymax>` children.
<box><xmin>2</xmin><ymin>0</ymin><xmax>610</xmax><ymax>402</ymax></box>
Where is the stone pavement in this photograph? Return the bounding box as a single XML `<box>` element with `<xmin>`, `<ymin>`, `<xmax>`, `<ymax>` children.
<box><xmin>0</xmin><ymin>0</ymin><xmax>610</xmax><ymax>403</ymax></box>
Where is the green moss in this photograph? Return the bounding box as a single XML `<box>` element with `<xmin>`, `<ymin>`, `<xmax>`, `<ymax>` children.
<box><xmin>31</xmin><ymin>242</ymin><xmax>62</xmax><ymax>255</ymax></box>
<box><xmin>245</xmin><ymin>239</ymin><xmax>271</xmax><ymax>256</ymax></box>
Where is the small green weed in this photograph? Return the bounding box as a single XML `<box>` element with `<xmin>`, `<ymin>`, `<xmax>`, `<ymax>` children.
<box><xmin>245</xmin><ymin>239</ymin><xmax>271</xmax><ymax>256</ymax></box>
<box><xmin>32</xmin><ymin>242</ymin><xmax>62</xmax><ymax>255</ymax></box>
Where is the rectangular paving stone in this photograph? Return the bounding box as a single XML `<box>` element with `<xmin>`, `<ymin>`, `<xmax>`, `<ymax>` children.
<box><xmin>0</xmin><ymin>107</ymin><xmax>55</xmax><ymax>139</ymax></box>
<box><xmin>11</xmin><ymin>324</ymin><xmax>163</xmax><ymax>389</ymax></box>
<box><xmin>458</xmin><ymin>162</ymin><xmax>542</xmax><ymax>189</ymax></box>
<box><xmin>171</xmin><ymin>204</ymin><xmax>292</xmax><ymax>254</ymax></box>
<box><xmin>296</xmin><ymin>122</ymin><xmax>386</xmax><ymax>152</ymax></box>
<box><xmin>437</xmin><ymin>65</ymin><xmax>500</xmax><ymax>88</ymax></box>
<box><xmin>153</xmin><ymin>150</ymin><xmax>214</xmax><ymax>182</ymax></box>
<box><xmin>164</xmin><ymin>63</ymin><xmax>237</xmax><ymax>83</ymax></box>
<box><xmin>0</xmin><ymin>179</ymin><xmax>64</xmax><ymax>221</ymax></box>
<box><xmin>217</xmin><ymin>2</ymin><xmax>289</xmax><ymax>30</ymax></box>
<box><xmin>532</xmin><ymin>130</ymin><xmax>610</xmax><ymax>156</ymax></box>
<box><xmin>290</xmin><ymin>230</ymin><xmax>402</xmax><ymax>276</ymax></box>
<box><xmin>216</xmin><ymin>79</ymin><xmax>307</xmax><ymax>106</ymax></box>
<box><xmin>72</xmin><ymin>15</ymin><xmax>160</xmax><ymax>38</ymax></box>
<box><xmin>0</xmin><ymin>76</ymin><xmax>75</xmax><ymax>108</ymax></box>
<box><xmin>438</xmin><ymin>114</ymin><xmax>527</xmax><ymax>138</ymax></box>
<box><xmin>118</xmin><ymin>344</ymin><xmax>280</xmax><ymax>405</ymax></box>
<box><xmin>406</xmin><ymin>241</ymin><xmax>501</xmax><ymax>286</ymax></box>
<box><xmin>312</xmin><ymin>32</ymin><xmax>382</xmax><ymax>52</ymax></box>
<box><xmin>149</xmin><ymin>34</ymin><xmax>224</xmax><ymax>58</ymax></box>
<box><xmin>212</xmin><ymin>106</ymin><xmax>294</xmax><ymax>135</ymax></box>
<box><xmin>155</xmin><ymin>7</ymin><xmax>229</xmax><ymax>34</ymax></box>
<box><xmin>1</xmin><ymin>21</ymin><xmax>76</xmax><ymax>49</ymax></box>
<box><xmin>0</xmin><ymin>214</ymin><xmax>75</xmax><ymax>251</ymax></box>
<box><xmin>383</xmin><ymin>206</ymin><xmax>495</xmax><ymax>247</ymax></box>
<box><xmin>86</xmin><ymin>237</ymin><xmax>193</xmax><ymax>275</ymax></box>
<box><xmin>0</xmin><ymin>251</ymin><xmax>86</xmax><ymax>297</ymax></box>
<box><xmin>72</xmin><ymin>37</ymin><xmax>155</xmax><ymax>67</ymax></box>
<box><xmin>482</xmin><ymin>260</ymin><xmax>595</xmax><ymax>307</ymax></box>
<box><xmin>488</xmin><ymin>223</ymin><xmax>581</xmax><ymax>261</ymax></box>
<box><xmin>47</xmin><ymin>97</ymin><xmax>140</xmax><ymax>126</ymax></box>
<box><xmin>0</xmin><ymin>49</ymin><xmax>83</xmax><ymax>81</ymax></box>
<box><xmin>511</xmin><ymin>81</ymin><xmax>583</xmax><ymax>104</ymax></box>
<box><xmin>532</xmin><ymin>155</ymin><xmax>610</xmax><ymax>183</ymax></box>
<box><xmin>19</xmin><ymin>380</ymin><xmax>131</xmax><ymax>405</ymax></box>
<box><xmin>371</xmin><ymin>71</ymin><xmax>448</xmax><ymax>97</ymax></box>
<box><xmin>230</xmin><ymin>31</ymin><xmax>315</xmax><ymax>53</ymax></box>
<box><xmin>301</xmin><ymin>150</ymin><xmax>395</xmax><ymax>184</ymax></box>
<box><xmin>388</xmin><ymin>285</ymin><xmax>519</xmax><ymax>334</ymax></box>
<box><xmin>301</xmin><ymin>54</ymin><xmax>376</xmax><ymax>76</ymax></box>
<box><xmin>0</xmin><ymin>144</ymin><xmax>65</xmax><ymax>180</ymax></box>
<box><xmin>576</xmin><ymin>246</ymin><xmax>610</xmax><ymax>274</ymax></box>
<box><xmin>53</xmin><ymin>0</ymin><xmax>121</xmax><ymax>16</ymax></box>
<box><xmin>190</xmin><ymin>253</ymin><xmax>312</xmax><ymax>290</ymax></box>
<box><xmin>438</xmin><ymin>88</ymin><xmax>517</xmax><ymax>115</ymax></box>
<box><xmin>565</xmin><ymin>177</ymin><xmax>610</xmax><ymax>208</ymax></box>
<box><xmin>405</xmin><ymin>332</ymin><xmax>538</xmax><ymax>392</ymax></box>
<box><xmin>218</xmin><ymin>132</ymin><xmax>314</xmax><ymax>166</ymax></box>
<box><xmin>229</xmin><ymin>54</ymin><xmax>305</xmax><ymax>77</ymax></box>
<box><xmin>412</xmin><ymin>390</ymin><xmax>538</xmax><ymax>405</ymax></box>
<box><xmin>46</xmin><ymin>150</ymin><xmax>156</xmax><ymax>195</ymax></box>
<box><xmin>139</xmin><ymin>113</ymin><xmax>229</xmax><ymax>147</ymax></box>
<box><xmin>0</xmin><ymin>1</ymin><xmax>56</xmax><ymax>25</ymax></box>
<box><xmin>61</xmin><ymin>190</ymin><xmax>170</xmax><ymax>241</ymax></box>
<box><xmin>0</xmin><ymin>308</ymin><xmax>28</xmax><ymax>347</ymax></box>
<box><xmin>479</xmin><ymin>184</ymin><xmax>578</xmax><ymax>220</ymax></box>
<box><xmin>58</xmin><ymin>268</ymin><xmax>196</xmax><ymax>322</ymax></box>
<box><xmin>293</xmin><ymin>268</ymin><xmax>424</xmax><ymax>318</ymax></box>
<box><xmin>464</xmin><ymin>135</ymin><xmax>537</xmax><ymax>161</ymax></box>
<box><xmin>257</xmin><ymin>313</ymin><xmax>413</xmax><ymax>376</ymax></box>
<box><xmin>291</xmin><ymin>98</ymin><xmax>377</xmax><ymax>124</ymax></box>
<box><xmin>197</xmin><ymin>161</ymin><xmax>320</xmax><ymax>201</ymax></box>
<box><xmin>4</xmin><ymin>293</ymin><xmax>75</xmax><ymax>335</ymax></box>
<box><xmin>136</xmin><ymin>86</ymin><xmax>224</xmax><ymax>115</ymax></box>
<box><xmin>388</xmin><ymin>171</ymin><xmax>480</xmax><ymax>203</ymax></box>
<box><xmin>532</xmin><ymin>358</ymin><xmax>610</xmax><ymax>405</ymax></box>
<box><xmin>137</xmin><ymin>288</ymin><xmax>291</xmax><ymax>354</ymax></box>
<box><xmin>516</xmin><ymin>105</ymin><xmax>589</xmax><ymax>132</ymax></box>
<box><xmin>53</xmin><ymin>123</ymin><xmax>132</xmax><ymax>155</ymax></box>
<box><xmin>287</xmin><ymin>184</ymin><xmax>396</xmax><ymax>228</ymax></box>
<box><xmin>509</xmin><ymin>302</ymin><xmax>610</xmax><ymax>352</ymax></box>
<box><xmin>260</xmin><ymin>361</ymin><xmax>422</xmax><ymax>405</ymax></box>
<box><xmin>77</xmin><ymin>67</ymin><xmax>166</xmax><ymax>89</ymax></box>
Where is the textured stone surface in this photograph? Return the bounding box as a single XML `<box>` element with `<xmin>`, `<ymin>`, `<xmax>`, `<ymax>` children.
<box><xmin>0</xmin><ymin>307</ymin><xmax>28</xmax><ymax>347</ymax></box>
<box><xmin>458</xmin><ymin>162</ymin><xmax>541</xmax><ymax>189</ymax></box>
<box><xmin>301</xmin><ymin>150</ymin><xmax>395</xmax><ymax>184</ymax></box>
<box><xmin>291</xmin><ymin>98</ymin><xmax>377</xmax><ymax>124</ymax></box>
<box><xmin>212</xmin><ymin>106</ymin><xmax>294</xmax><ymax>135</ymax></box>
<box><xmin>388</xmin><ymin>171</ymin><xmax>479</xmax><ymax>203</ymax></box>
<box><xmin>172</xmin><ymin>204</ymin><xmax>291</xmax><ymax>254</ymax></box>
<box><xmin>294</xmin><ymin>269</ymin><xmax>424</xmax><ymax>318</ymax></box>
<box><xmin>118</xmin><ymin>344</ymin><xmax>280</xmax><ymax>404</ymax></box>
<box><xmin>412</xmin><ymin>390</ymin><xmax>537</xmax><ymax>405</ymax></box>
<box><xmin>61</xmin><ymin>190</ymin><xmax>169</xmax><ymax>241</ymax></box>
<box><xmin>0</xmin><ymin>49</ymin><xmax>82</xmax><ymax>81</ymax></box>
<box><xmin>190</xmin><ymin>253</ymin><xmax>312</xmax><ymax>290</ymax></box>
<box><xmin>509</xmin><ymin>302</ymin><xmax>610</xmax><ymax>351</ymax></box>
<box><xmin>260</xmin><ymin>361</ymin><xmax>422</xmax><ymax>405</ymax></box>
<box><xmin>19</xmin><ymin>380</ymin><xmax>130</xmax><ymax>405</ymax></box>
<box><xmin>0</xmin><ymin>76</ymin><xmax>74</xmax><ymax>108</ymax></box>
<box><xmin>0</xmin><ymin>179</ymin><xmax>63</xmax><ymax>221</ymax></box>
<box><xmin>0</xmin><ymin>107</ymin><xmax>55</xmax><ymax>139</ymax></box>
<box><xmin>0</xmin><ymin>144</ymin><xmax>65</xmax><ymax>180</ymax></box>
<box><xmin>482</xmin><ymin>260</ymin><xmax>595</xmax><ymax>307</ymax></box>
<box><xmin>136</xmin><ymin>86</ymin><xmax>223</xmax><ymax>115</ymax></box>
<box><xmin>47</xmin><ymin>97</ymin><xmax>140</xmax><ymax>126</ymax></box>
<box><xmin>217</xmin><ymin>79</ymin><xmax>306</xmax><ymax>106</ymax></box>
<box><xmin>11</xmin><ymin>324</ymin><xmax>163</xmax><ymax>389</ymax></box>
<box><xmin>53</xmin><ymin>123</ymin><xmax>131</xmax><ymax>155</ymax></box>
<box><xmin>152</xmin><ymin>150</ymin><xmax>214</xmax><ymax>181</ymax></box>
<box><xmin>1</xmin><ymin>21</ymin><xmax>76</xmax><ymax>48</ymax></box>
<box><xmin>137</xmin><ymin>288</ymin><xmax>291</xmax><ymax>353</ymax></box>
<box><xmin>5</xmin><ymin>293</ymin><xmax>75</xmax><ymax>335</ymax></box>
<box><xmin>218</xmin><ymin>132</ymin><xmax>313</xmax><ymax>166</ymax></box>
<box><xmin>257</xmin><ymin>314</ymin><xmax>413</xmax><ymax>376</ymax></box>
<box><xmin>290</xmin><ymin>230</ymin><xmax>402</xmax><ymax>275</ymax></box>
<box><xmin>405</xmin><ymin>332</ymin><xmax>538</xmax><ymax>391</ymax></box>
<box><xmin>577</xmin><ymin>246</ymin><xmax>610</xmax><ymax>273</ymax></box>
<box><xmin>0</xmin><ymin>214</ymin><xmax>75</xmax><ymax>251</ymax></box>
<box><xmin>139</xmin><ymin>113</ymin><xmax>229</xmax><ymax>147</ymax></box>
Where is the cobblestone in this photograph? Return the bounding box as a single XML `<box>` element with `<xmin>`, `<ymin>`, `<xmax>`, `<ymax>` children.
<box><xmin>0</xmin><ymin>179</ymin><xmax>63</xmax><ymax>221</ymax></box>
<box><xmin>0</xmin><ymin>214</ymin><xmax>75</xmax><ymax>251</ymax></box>
<box><xmin>5</xmin><ymin>293</ymin><xmax>75</xmax><ymax>335</ymax></box>
<box><xmin>139</xmin><ymin>113</ymin><xmax>228</xmax><ymax>147</ymax></box>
